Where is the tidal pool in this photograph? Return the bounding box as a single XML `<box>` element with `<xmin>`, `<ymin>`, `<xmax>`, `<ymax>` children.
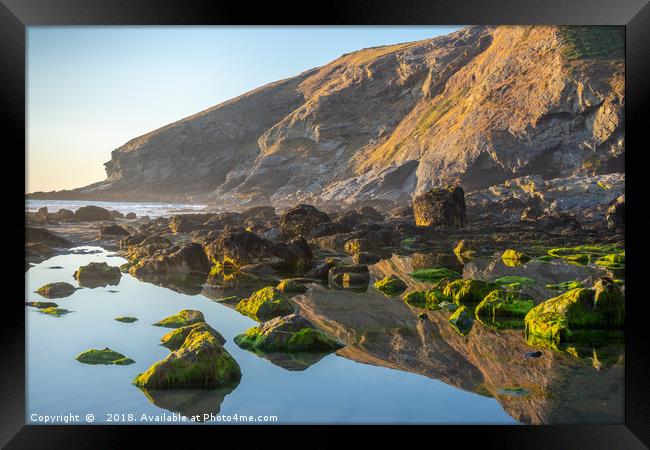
<box><xmin>25</xmin><ymin>246</ymin><xmax>623</xmax><ymax>424</ymax></box>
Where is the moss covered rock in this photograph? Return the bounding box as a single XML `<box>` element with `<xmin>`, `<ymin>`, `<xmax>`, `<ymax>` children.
<box><xmin>160</xmin><ymin>322</ymin><xmax>226</xmax><ymax>350</ymax></box>
<box><xmin>493</xmin><ymin>276</ymin><xmax>535</xmax><ymax>289</ymax></box>
<box><xmin>409</xmin><ymin>267</ymin><xmax>461</xmax><ymax>282</ymax></box>
<box><xmin>36</xmin><ymin>282</ymin><xmax>76</xmax><ymax>299</ymax></box>
<box><xmin>235</xmin><ymin>287</ymin><xmax>294</xmax><ymax>321</ymax></box>
<box><xmin>74</xmin><ymin>262</ymin><xmax>121</xmax><ymax>287</ymax></box>
<box><xmin>546</xmin><ymin>280</ymin><xmax>584</xmax><ymax>291</ymax></box>
<box><xmin>524</xmin><ymin>280</ymin><xmax>624</xmax><ymax>342</ymax></box>
<box><xmin>443</xmin><ymin>279</ymin><xmax>495</xmax><ymax>305</ymax></box>
<box><xmin>234</xmin><ymin>313</ymin><xmax>342</xmax><ymax>352</ymax></box>
<box><xmin>153</xmin><ymin>310</ymin><xmax>205</xmax><ymax>328</ymax></box>
<box><xmin>501</xmin><ymin>249</ymin><xmax>531</xmax><ymax>266</ymax></box>
<box><xmin>76</xmin><ymin>347</ymin><xmax>134</xmax><ymax>365</ymax></box>
<box><xmin>475</xmin><ymin>290</ymin><xmax>534</xmax><ymax>320</ymax></box>
<box><xmin>115</xmin><ymin>316</ymin><xmax>138</xmax><ymax>323</ymax></box>
<box><xmin>276</xmin><ymin>279</ymin><xmax>308</xmax><ymax>294</ymax></box>
<box><xmin>133</xmin><ymin>324</ymin><xmax>240</xmax><ymax>388</ymax></box>
<box><xmin>374</xmin><ymin>275</ymin><xmax>407</xmax><ymax>296</ymax></box>
<box><xmin>449</xmin><ymin>306</ymin><xmax>473</xmax><ymax>335</ymax></box>
<box><xmin>403</xmin><ymin>289</ymin><xmax>449</xmax><ymax>309</ymax></box>
<box><xmin>546</xmin><ymin>243</ymin><xmax>623</xmax><ymax>266</ymax></box>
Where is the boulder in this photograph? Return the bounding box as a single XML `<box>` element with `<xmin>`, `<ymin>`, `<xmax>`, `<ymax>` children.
<box><xmin>36</xmin><ymin>282</ymin><xmax>76</xmax><ymax>299</ymax></box>
<box><xmin>304</xmin><ymin>258</ymin><xmax>342</xmax><ymax>280</ymax></box>
<box><xmin>235</xmin><ymin>287</ymin><xmax>295</xmax><ymax>321</ymax></box>
<box><xmin>99</xmin><ymin>223</ymin><xmax>130</xmax><ymax>239</ymax></box>
<box><xmin>442</xmin><ymin>279</ymin><xmax>495</xmax><ymax>305</ymax></box>
<box><xmin>133</xmin><ymin>323</ymin><xmax>240</xmax><ymax>388</ymax></box>
<box><xmin>279</xmin><ymin>204</ymin><xmax>330</xmax><ymax>238</ymax></box>
<box><xmin>160</xmin><ymin>322</ymin><xmax>225</xmax><ymax>350</ymax></box>
<box><xmin>242</xmin><ymin>205</ymin><xmax>276</xmax><ymax>220</ymax></box>
<box><xmin>234</xmin><ymin>313</ymin><xmax>342</xmax><ymax>352</ymax></box>
<box><xmin>353</xmin><ymin>252</ymin><xmax>381</xmax><ymax>265</ymax></box>
<box><xmin>130</xmin><ymin>242</ymin><xmax>211</xmax><ymax>276</ymax></box>
<box><xmin>328</xmin><ymin>264</ymin><xmax>370</xmax><ymax>287</ymax></box>
<box><xmin>73</xmin><ymin>205</ymin><xmax>113</xmax><ymax>221</ymax></box>
<box><xmin>125</xmin><ymin>212</ymin><xmax>137</xmax><ymax>220</ymax></box>
<box><xmin>26</xmin><ymin>227</ymin><xmax>71</xmax><ymax>248</ymax></box>
<box><xmin>276</xmin><ymin>279</ymin><xmax>308</xmax><ymax>294</ymax></box>
<box><xmin>110</xmin><ymin>210</ymin><xmax>125</xmax><ymax>219</ymax></box>
<box><xmin>475</xmin><ymin>290</ymin><xmax>534</xmax><ymax>319</ymax></box>
<box><xmin>74</xmin><ymin>262</ymin><xmax>121</xmax><ymax>287</ymax></box>
<box><xmin>343</xmin><ymin>238</ymin><xmax>373</xmax><ymax>255</ymax></box>
<box><xmin>412</xmin><ymin>186</ymin><xmax>466</xmax><ymax>228</ymax></box>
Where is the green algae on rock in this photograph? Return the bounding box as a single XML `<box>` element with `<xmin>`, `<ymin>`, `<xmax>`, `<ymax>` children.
<box><xmin>546</xmin><ymin>243</ymin><xmax>624</xmax><ymax>266</ymax></box>
<box><xmin>475</xmin><ymin>290</ymin><xmax>534</xmax><ymax>320</ymax></box>
<box><xmin>524</xmin><ymin>279</ymin><xmax>624</xmax><ymax>343</ymax></box>
<box><xmin>374</xmin><ymin>275</ymin><xmax>407</xmax><ymax>296</ymax></box>
<box><xmin>76</xmin><ymin>347</ymin><xmax>134</xmax><ymax>365</ymax></box>
<box><xmin>409</xmin><ymin>267</ymin><xmax>461</xmax><ymax>282</ymax></box>
<box><xmin>443</xmin><ymin>279</ymin><xmax>495</xmax><ymax>305</ymax></box>
<box><xmin>35</xmin><ymin>282</ymin><xmax>76</xmax><ymax>299</ymax></box>
<box><xmin>133</xmin><ymin>324</ymin><xmax>240</xmax><ymax>388</ymax></box>
<box><xmin>74</xmin><ymin>262</ymin><xmax>122</xmax><ymax>287</ymax></box>
<box><xmin>39</xmin><ymin>306</ymin><xmax>71</xmax><ymax>317</ymax></box>
<box><xmin>501</xmin><ymin>249</ymin><xmax>531</xmax><ymax>266</ymax></box>
<box><xmin>403</xmin><ymin>289</ymin><xmax>448</xmax><ymax>309</ymax></box>
<box><xmin>448</xmin><ymin>306</ymin><xmax>473</xmax><ymax>335</ymax></box>
<box><xmin>115</xmin><ymin>316</ymin><xmax>138</xmax><ymax>323</ymax></box>
<box><xmin>25</xmin><ymin>301</ymin><xmax>58</xmax><ymax>309</ymax></box>
<box><xmin>493</xmin><ymin>276</ymin><xmax>535</xmax><ymax>289</ymax></box>
<box><xmin>276</xmin><ymin>279</ymin><xmax>308</xmax><ymax>294</ymax></box>
<box><xmin>160</xmin><ymin>322</ymin><xmax>226</xmax><ymax>351</ymax></box>
<box><xmin>546</xmin><ymin>280</ymin><xmax>584</xmax><ymax>291</ymax></box>
<box><xmin>234</xmin><ymin>313</ymin><xmax>342</xmax><ymax>352</ymax></box>
<box><xmin>153</xmin><ymin>310</ymin><xmax>205</xmax><ymax>328</ymax></box>
<box><xmin>235</xmin><ymin>287</ymin><xmax>294</xmax><ymax>321</ymax></box>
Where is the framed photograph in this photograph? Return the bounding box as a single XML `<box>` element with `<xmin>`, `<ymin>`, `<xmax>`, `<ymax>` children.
<box><xmin>3</xmin><ymin>0</ymin><xmax>649</xmax><ymax>447</ymax></box>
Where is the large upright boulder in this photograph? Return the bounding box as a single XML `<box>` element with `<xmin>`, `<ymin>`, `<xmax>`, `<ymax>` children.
<box><xmin>279</xmin><ymin>204</ymin><xmax>330</xmax><ymax>238</ymax></box>
<box><xmin>606</xmin><ymin>194</ymin><xmax>624</xmax><ymax>230</ymax></box>
<box><xmin>412</xmin><ymin>186</ymin><xmax>466</xmax><ymax>228</ymax></box>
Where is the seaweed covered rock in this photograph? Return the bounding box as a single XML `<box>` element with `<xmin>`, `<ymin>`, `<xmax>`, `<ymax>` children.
<box><xmin>524</xmin><ymin>281</ymin><xmax>624</xmax><ymax>342</ymax></box>
<box><xmin>443</xmin><ymin>279</ymin><xmax>495</xmax><ymax>305</ymax></box>
<box><xmin>475</xmin><ymin>290</ymin><xmax>534</xmax><ymax>320</ymax></box>
<box><xmin>374</xmin><ymin>275</ymin><xmax>407</xmax><ymax>296</ymax></box>
<box><xmin>39</xmin><ymin>307</ymin><xmax>71</xmax><ymax>317</ymax></box>
<box><xmin>545</xmin><ymin>243</ymin><xmax>623</xmax><ymax>265</ymax></box>
<box><xmin>73</xmin><ymin>205</ymin><xmax>113</xmax><ymax>221</ymax></box>
<box><xmin>160</xmin><ymin>322</ymin><xmax>226</xmax><ymax>350</ymax></box>
<box><xmin>234</xmin><ymin>313</ymin><xmax>342</xmax><ymax>352</ymax></box>
<box><xmin>279</xmin><ymin>204</ymin><xmax>330</xmax><ymax>238</ymax></box>
<box><xmin>130</xmin><ymin>242</ymin><xmax>211</xmax><ymax>276</ymax></box>
<box><xmin>153</xmin><ymin>310</ymin><xmax>205</xmax><ymax>328</ymax></box>
<box><xmin>36</xmin><ymin>282</ymin><xmax>76</xmax><ymax>299</ymax></box>
<box><xmin>403</xmin><ymin>289</ymin><xmax>448</xmax><ymax>309</ymax></box>
<box><xmin>115</xmin><ymin>316</ymin><xmax>138</xmax><ymax>323</ymax></box>
<box><xmin>276</xmin><ymin>279</ymin><xmax>308</xmax><ymax>294</ymax></box>
<box><xmin>449</xmin><ymin>306</ymin><xmax>473</xmax><ymax>335</ymax></box>
<box><xmin>25</xmin><ymin>301</ymin><xmax>59</xmax><ymax>309</ymax></box>
<box><xmin>328</xmin><ymin>264</ymin><xmax>370</xmax><ymax>288</ymax></box>
<box><xmin>74</xmin><ymin>262</ymin><xmax>121</xmax><ymax>287</ymax></box>
<box><xmin>412</xmin><ymin>186</ymin><xmax>466</xmax><ymax>228</ymax></box>
<box><xmin>235</xmin><ymin>287</ymin><xmax>295</xmax><ymax>321</ymax></box>
<box><xmin>133</xmin><ymin>324</ymin><xmax>240</xmax><ymax>388</ymax></box>
<box><xmin>76</xmin><ymin>347</ymin><xmax>134</xmax><ymax>365</ymax></box>
<box><xmin>501</xmin><ymin>249</ymin><xmax>531</xmax><ymax>266</ymax></box>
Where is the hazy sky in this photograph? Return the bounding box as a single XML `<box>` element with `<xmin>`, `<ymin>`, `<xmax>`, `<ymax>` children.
<box><xmin>27</xmin><ymin>26</ymin><xmax>461</xmax><ymax>193</ymax></box>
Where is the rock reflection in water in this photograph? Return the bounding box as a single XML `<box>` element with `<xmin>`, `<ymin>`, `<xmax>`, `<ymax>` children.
<box><xmin>240</xmin><ymin>348</ymin><xmax>332</xmax><ymax>371</ymax></box>
<box><xmin>291</xmin><ymin>253</ymin><xmax>624</xmax><ymax>424</ymax></box>
<box><xmin>139</xmin><ymin>383</ymin><xmax>239</xmax><ymax>420</ymax></box>
<box><xmin>133</xmin><ymin>272</ymin><xmax>208</xmax><ymax>295</ymax></box>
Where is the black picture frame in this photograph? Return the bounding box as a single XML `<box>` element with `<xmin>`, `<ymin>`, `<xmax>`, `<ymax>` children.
<box><xmin>3</xmin><ymin>0</ymin><xmax>649</xmax><ymax>448</ymax></box>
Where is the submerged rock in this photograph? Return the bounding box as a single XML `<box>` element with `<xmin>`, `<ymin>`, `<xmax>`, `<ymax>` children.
<box><xmin>413</xmin><ymin>186</ymin><xmax>466</xmax><ymax>228</ymax></box>
<box><xmin>234</xmin><ymin>313</ymin><xmax>342</xmax><ymax>352</ymax></box>
<box><xmin>373</xmin><ymin>275</ymin><xmax>407</xmax><ymax>296</ymax></box>
<box><xmin>115</xmin><ymin>316</ymin><xmax>138</xmax><ymax>323</ymax></box>
<box><xmin>154</xmin><ymin>310</ymin><xmax>205</xmax><ymax>328</ymax></box>
<box><xmin>76</xmin><ymin>347</ymin><xmax>134</xmax><ymax>365</ymax></box>
<box><xmin>36</xmin><ymin>282</ymin><xmax>76</xmax><ymax>299</ymax></box>
<box><xmin>133</xmin><ymin>323</ymin><xmax>240</xmax><ymax>388</ymax></box>
<box><xmin>235</xmin><ymin>287</ymin><xmax>295</xmax><ymax>321</ymax></box>
<box><xmin>74</xmin><ymin>262</ymin><xmax>122</xmax><ymax>288</ymax></box>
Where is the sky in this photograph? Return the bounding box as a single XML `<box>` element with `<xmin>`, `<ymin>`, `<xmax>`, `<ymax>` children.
<box><xmin>27</xmin><ymin>26</ymin><xmax>461</xmax><ymax>193</ymax></box>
